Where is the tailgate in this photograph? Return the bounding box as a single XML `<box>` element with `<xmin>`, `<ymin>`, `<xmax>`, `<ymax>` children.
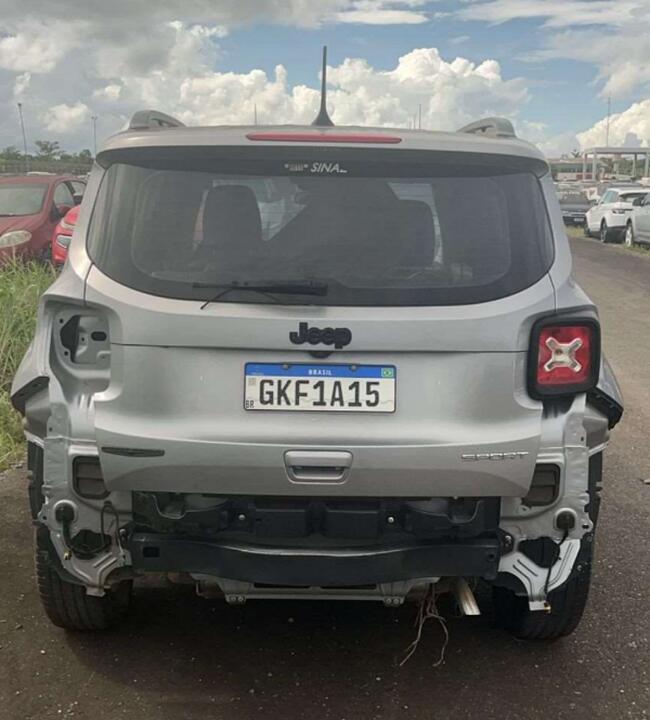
<box><xmin>89</xmin><ymin>271</ymin><xmax>554</xmax><ymax>499</ymax></box>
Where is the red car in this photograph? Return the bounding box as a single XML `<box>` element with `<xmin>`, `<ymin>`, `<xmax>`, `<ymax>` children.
<box><xmin>0</xmin><ymin>174</ymin><xmax>85</xmax><ymax>262</ymax></box>
<box><xmin>51</xmin><ymin>204</ymin><xmax>79</xmax><ymax>265</ymax></box>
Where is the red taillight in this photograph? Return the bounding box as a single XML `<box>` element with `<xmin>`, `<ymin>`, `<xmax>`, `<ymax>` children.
<box><xmin>246</xmin><ymin>132</ymin><xmax>402</xmax><ymax>144</ymax></box>
<box><xmin>529</xmin><ymin>318</ymin><xmax>600</xmax><ymax>398</ymax></box>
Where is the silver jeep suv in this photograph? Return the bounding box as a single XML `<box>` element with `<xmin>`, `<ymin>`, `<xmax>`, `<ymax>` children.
<box><xmin>12</xmin><ymin>107</ymin><xmax>623</xmax><ymax>640</ymax></box>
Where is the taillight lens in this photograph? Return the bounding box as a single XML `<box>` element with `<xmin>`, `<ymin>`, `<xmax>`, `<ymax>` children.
<box><xmin>55</xmin><ymin>234</ymin><xmax>71</xmax><ymax>248</ymax></box>
<box><xmin>529</xmin><ymin>318</ymin><xmax>600</xmax><ymax>398</ymax></box>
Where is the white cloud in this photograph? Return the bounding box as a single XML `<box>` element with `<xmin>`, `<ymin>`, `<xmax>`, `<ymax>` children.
<box><xmin>576</xmin><ymin>99</ymin><xmax>650</xmax><ymax>149</ymax></box>
<box><xmin>0</xmin><ymin>1</ymin><xmax>429</xmax><ymax>83</ymax></box>
<box><xmin>43</xmin><ymin>102</ymin><xmax>90</xmax><ymax>134</ymax></box>
<box><xmin>335</xmin><ymin>1</ymin><xmax>430</xmax><ymax>24</ymax></box>
<box><xmin>0</xmin><ymin>21</ymin><xmax>83</xmax><ymax>73</ymax></box>
<box><xmin>457</xmin><ymin>1</ymin><xmax>640</xmax><ymax>28</ymax></box>
<box><xmin>335</xmin><ymin>10</ymin><xmax>428</xmax><ymax>23</ymax></box>
<box><xmin>12</xmin><ymin>72</ymin><xmax>31</xmax><ymax>101</ymax></box>
<box><xmin>0</xmin><ymin>1</ymin><xmax>425</xmax><ymax>34</ymax></box>
<box><xmin>13</xmin><ymin>17</ymin><xmax>526</xmax><ymax>146</ymax></box>
<box><xmin>507</xmin><ymin>119</ymin><xmax>580</xmax><ymax>158</ymax></box>
<box><xmin>0</xmin><ymin>2</ymin><xmax>534</xmax><ymax>149</ymax></box>
<box><xmin>530</xmin><ymin>97</ymin><xmax>650</xmax><ymax>158</ymax></box>
<box><xmin>537</xmin><ymin>25</ymin><xmax>650</xmax><ymax>99</ymax></box>
<box><xmin>456</xmin><ymin>0</ymin><xmax>650</xmax><ymax>99</ymax></box>
<box><xmin>153</xmin><ymin>47</ymin><xmax>528</xmax><ymax>132</ymax></box>
<box><xmin>93</xmin><ymin>84</ymin><xmax>122</xmax><ymax>102</ymax></box>
<box><xmin>536</xmin><ymin>132</ymin><xmax>581</xmax><ymax>159</ymax></box>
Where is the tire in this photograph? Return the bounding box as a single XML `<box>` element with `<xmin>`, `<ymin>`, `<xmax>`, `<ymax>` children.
<box><xmin>35</xmin><ymin>526</ymin><xmax>132</xmax><ymax>631</ymax></box>
<box><xmin>624</xmin><ymin>221</ymin><xmax>635</xmax><ymax>247</ymax></box>
<box><xmin>38</xmin><ymin>245</ymin><xmax>52</xmax><ymax>264</ymax></box>
<box><xmin>583</xmin><ymin>222</ymin><xmax>592</xmax><ymax>238</ymax></box>
<box><xmin>494</xmin><ymin>454</ymin><xmax>600</xmax><ymax>642</ymax></box>
<box><xmin>600</xmin><ymin>221</ymin><xmax>611</xmax><ymax>243</ymax></box>
<box><xmin>492</xmin><ymin>552</ymin><xmax>592</xmax><ymax>641</ymax></box>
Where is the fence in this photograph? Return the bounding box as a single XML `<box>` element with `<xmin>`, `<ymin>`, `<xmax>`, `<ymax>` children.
<box><xmin>0</xmin><ymin>159</ymin><xmax>93</xmax><ymax>177</ymax></box>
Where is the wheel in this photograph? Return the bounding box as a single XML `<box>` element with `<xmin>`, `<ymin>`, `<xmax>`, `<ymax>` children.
<box><xmin>38</xmin><ymin>245</ymin><xmax>52</xmax><ymax>264</ymax></box>
<box><xmin>492</xmin><ymin>554</ymin><xmax>592</xmax><ymax>641</ymax></box>
<box><xmin>583</xmin><ymin>222</ymin><xmax>592</xmax><ymax>238</ymax></box>
<box><xmin>600</xmin><ymin>221</ymin><xmax>611</xmax><ymax>243</ymax></box>
<box><xmin>624</xmin><ymin>221</ymin><xmax>635</xmax><ymax>247</ymax></box>
<box><xmin>35</xmin><ymin>526</ymin><xmax>132</xmax><ymax>631</ymax></box>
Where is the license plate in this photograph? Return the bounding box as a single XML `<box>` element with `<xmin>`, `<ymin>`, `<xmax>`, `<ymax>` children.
<box><xmin>244</xmin><ymin>363</ymin><xmax>396</xmax><ymax>412</ymax></box>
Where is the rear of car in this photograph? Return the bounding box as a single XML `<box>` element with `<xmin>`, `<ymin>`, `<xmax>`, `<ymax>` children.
<box><xmin>12</xmin><ymin>118</ymin><xmax>623</xmax><ymax>640</ymax></box>
<box><xmin>558</xmin><ymin>189</ymin><xmax>590</xmax><ymax>226</ymax></box>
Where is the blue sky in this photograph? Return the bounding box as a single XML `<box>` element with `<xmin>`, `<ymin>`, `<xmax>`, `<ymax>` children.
<box><xmin>1</xmin><ymin>1</ymin><xmax>650</xmax><ymax>155</ymax></box>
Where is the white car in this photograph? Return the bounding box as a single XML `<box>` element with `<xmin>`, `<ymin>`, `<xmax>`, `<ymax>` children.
<box><xmin>625</xmin><ymin>191</ymin><xmax>650</xmax><ymax>246</ymax></box>
<box><xmin>585</xmin><ymin>186</ymin><xmax>647</xmax><ymax>242</ymax></box>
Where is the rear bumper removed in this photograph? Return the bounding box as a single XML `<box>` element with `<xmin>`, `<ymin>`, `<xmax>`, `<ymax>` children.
<box><xmin>129</xmin><ymin>534</ymin><xmax>501</xmax><ymax>585</ymax></box>
<box><xmin>128</xmin><ymin>494</ymin><xmax>502</xmax><ymax>585</ymax></box>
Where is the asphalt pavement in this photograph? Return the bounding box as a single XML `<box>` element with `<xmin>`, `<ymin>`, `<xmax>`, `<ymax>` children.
<box><xmin>0</xmin><ymin>236</ymin><xmax>648</xmax><ymax>720</ymax></box>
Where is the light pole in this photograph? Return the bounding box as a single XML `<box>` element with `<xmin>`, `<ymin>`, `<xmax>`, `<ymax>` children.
<box><xmin>17</xmin><ymin>102</ymin><xmax>29</xmax><ymax>173</ymax></box>
<box><xmin>91</xmin><ymin>115</ymin><xmax>98</xmax><ymax>158</ymax></box>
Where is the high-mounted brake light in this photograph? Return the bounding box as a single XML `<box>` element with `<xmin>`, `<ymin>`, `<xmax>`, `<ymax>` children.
<box><xmin>528</xmin><ymin>318</ymin><xmax>600</xmax><ymax>398</ymax></box>
<box><xmin>246</xmin><ymin>132</ymin><xmax>402</xmax><ymax>144</ymax></box>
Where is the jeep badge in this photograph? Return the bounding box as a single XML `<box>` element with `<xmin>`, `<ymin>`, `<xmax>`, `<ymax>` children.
<box><xmin>289</xmin><ymin>322</ymin><xmax>352</xmax><ymax>350</ymax></box>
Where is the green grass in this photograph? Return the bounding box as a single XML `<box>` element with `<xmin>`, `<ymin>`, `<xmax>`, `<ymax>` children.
<box><xmin>0</xmin><ymin>260</ymin><xmax>56</xmax><ymax>469</ymax></box>
<box><xmin>565</xmin><ymin>225</ymin><xmax>586</xmax><ymax>239</ymax></box>
<box><xmin>626</xmin><ymin>241</ymin><xmax>650</xmax><ymax>255</ymax></box>
<box><xmin>566</xmin><ymin>224</ymin><xmax>650</xmax><ymax>253</ymax></box>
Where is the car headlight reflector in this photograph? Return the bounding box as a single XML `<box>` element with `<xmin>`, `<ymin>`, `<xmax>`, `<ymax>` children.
<box><xmin>0</xmin><ymin>230</ymin><xmax>32</xmax><ymax>247</ymax></box>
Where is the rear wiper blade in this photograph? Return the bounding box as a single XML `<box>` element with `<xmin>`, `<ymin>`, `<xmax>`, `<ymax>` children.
<box><xmin>193</xmin><ymin>280</ymin><xmax>328</xmax><ymax>310</ymax></box>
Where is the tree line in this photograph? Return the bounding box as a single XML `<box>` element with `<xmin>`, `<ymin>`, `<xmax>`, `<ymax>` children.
<box><xmin>0</xmin><ymin>141</ymin><xmax>93</xmax><ymax>175</ymax></box>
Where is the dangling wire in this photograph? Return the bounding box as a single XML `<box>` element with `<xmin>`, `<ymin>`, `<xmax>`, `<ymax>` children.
<box><xmin>399</xmin><ymin>583</ymin><xmax>449</xmax><ymax>667</ymax></box>
<box><xmin>544</xmin><ymin>528</ymin><xmax>570</xmax><ymax>597</ymax></box>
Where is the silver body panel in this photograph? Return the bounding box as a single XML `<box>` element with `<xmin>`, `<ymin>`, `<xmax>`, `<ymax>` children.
<box><xmin>12</xmin><ymin>123</ymin><xmax>622</xmax><ymax>605</ymax></box>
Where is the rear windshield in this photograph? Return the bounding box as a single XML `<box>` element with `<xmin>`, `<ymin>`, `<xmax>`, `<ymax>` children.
<box><xmin>559</xmin><ymin>191</ymin><xmax>589</xmax><ymax>205</ymax></box>
<box><xmin>0</xmin><ymin>184</ymin><xmax>47</xmax><ymax>216</ymax></box>
<box><xmin>88</xmin><ymin>149</ymin><xmax>553</xmax><ymax>306</ymax></box>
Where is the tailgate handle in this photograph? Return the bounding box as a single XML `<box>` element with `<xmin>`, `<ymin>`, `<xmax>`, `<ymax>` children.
<box><xmin>284</xmin><ymin>451</ymin><xmax>352</xmax><ymax>483</ymax></box>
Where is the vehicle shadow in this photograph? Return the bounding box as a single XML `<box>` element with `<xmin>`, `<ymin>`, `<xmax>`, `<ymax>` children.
<box><xmin>63</xmin><ymin>580</ymin><xmax>581</xmax><ymax>720</ymax></box>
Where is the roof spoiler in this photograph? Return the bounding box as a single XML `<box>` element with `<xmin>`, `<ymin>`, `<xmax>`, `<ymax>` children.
<box><xmin>128</xmin><ymin>110</ymin><xmax>185</xmax><ymax>131</ymax></box>
<box><xmin>457</xmin><ymin>117</ymin><xmax>516</xmax><ymax>139</ymax></box>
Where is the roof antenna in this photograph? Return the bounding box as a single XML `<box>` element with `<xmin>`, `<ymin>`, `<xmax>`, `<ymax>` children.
<box><xmin>312</xmin><ymin>45</ymin><xmax>334</xmax><ymax>127</ymax></box>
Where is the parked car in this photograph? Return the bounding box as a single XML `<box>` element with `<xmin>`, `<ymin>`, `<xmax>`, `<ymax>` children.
<box><xmin>624</xmin><ymin>191</ymin><xmax>650</xmax><ymax>246</ymax></box>
<box><xmin>12</xmin><ymin>108</ymin><xmax>623</xmax><ymax>642</ymax></box>
<box><xmin>584</xmin><ymin>185</ymin><xmax>647</xmax><ymax>242</ymax></box>
<box><xmin>0</xmin><ymin>175</ymin><xmax>85</xmax><ymax>262</ymax></box>
<box><xmin>51</xmin><ymin>204</ymin><xmax>79</xmax><ymax>265</ymax></box>
<box><xmin>557</xmin><ymin>189</ymin><xmax>591</xmax><ymax>226</ymax></box>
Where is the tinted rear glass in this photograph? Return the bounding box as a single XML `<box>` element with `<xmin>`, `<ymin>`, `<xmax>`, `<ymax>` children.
<box><xmin>559</xmin><ymin>191</ymin><xmax>589</xmax><ymax>205</ymax></box>
<box><xmin>88</xmin><ymin>149</ymin><xmax>553</xmax><ymax>306</ymax></box>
